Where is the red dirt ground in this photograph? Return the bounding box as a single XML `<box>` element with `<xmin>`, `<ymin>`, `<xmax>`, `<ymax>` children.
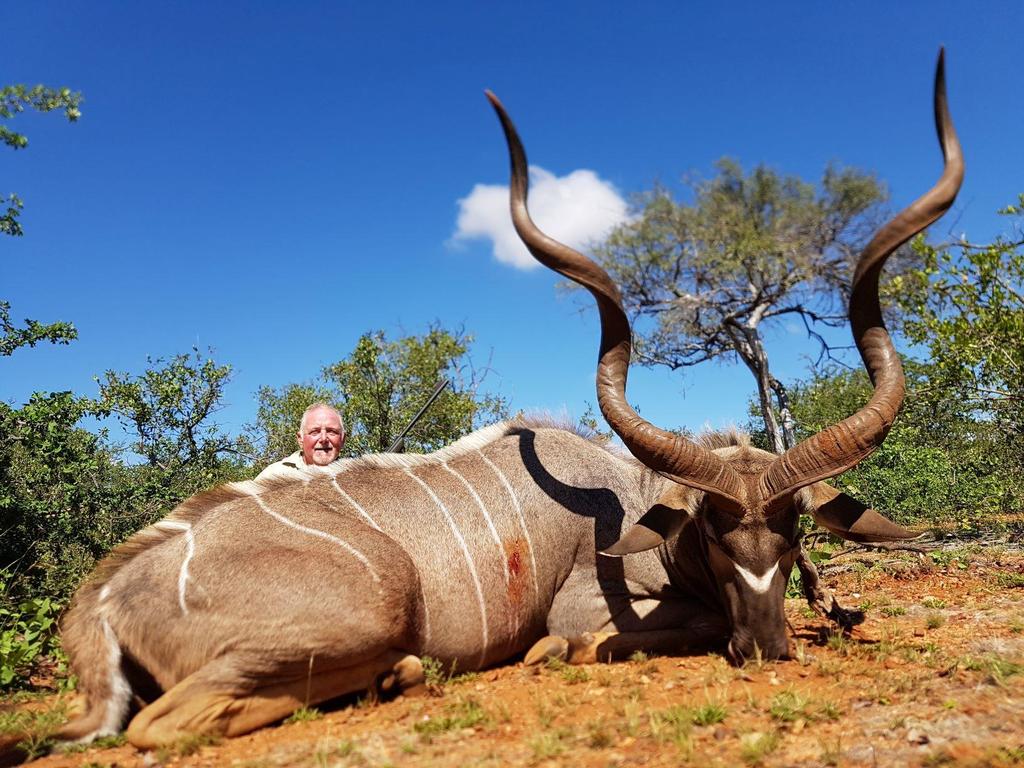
<box><xmin>5</xmin><ymin>542</ymin><xmax>1024</xmax><ymax>767</ymax></box>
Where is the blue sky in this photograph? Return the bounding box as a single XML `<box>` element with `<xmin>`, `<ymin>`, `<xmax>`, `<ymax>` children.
<box><xmin>4</xmin><ymin>1</ymin><xmax>1023</xmax><ymax>443</ymax></box>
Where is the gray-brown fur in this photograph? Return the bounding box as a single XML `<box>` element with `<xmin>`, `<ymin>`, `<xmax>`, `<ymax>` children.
<box><xmin>59</xmin><ymin>418</ymin><xmax>732</xmax><ymax>747</ymax></box>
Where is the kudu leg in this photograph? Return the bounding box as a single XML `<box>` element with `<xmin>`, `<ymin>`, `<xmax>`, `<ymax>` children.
<box><xmin>795</xmin><ymin>548</ymin><xmax>863</xmax><ymax>632</ymax></box>
<box><xmin>525</xmin><ymin>624</ymin><xmax>727</xmax><ymax>666</ymax></box>
<box><xmin>125</xmin><ymin>650</ymin><xmax>418</xmax><ymax>749</ymax></box>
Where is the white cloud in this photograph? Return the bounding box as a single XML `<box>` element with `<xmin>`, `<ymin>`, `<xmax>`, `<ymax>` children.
<box><xmin>452</xmin><ymin>165</ymin><xmax>630</xmax><ymax>270</ymax></box>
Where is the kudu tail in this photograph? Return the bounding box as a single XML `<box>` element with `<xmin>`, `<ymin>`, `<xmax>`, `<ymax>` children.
<box><xmin>0</xmin><ymin>589</ymin><xmax>127</xmax><ymax>767</ymax></box>
<box><xmin>55</xmin><ymin>588</ymin><xmax>133</xmax><ymax>744</ymax></box>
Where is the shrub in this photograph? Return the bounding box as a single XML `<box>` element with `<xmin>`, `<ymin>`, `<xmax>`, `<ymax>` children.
<box><xmin>0</xmin><ymin>573</ymin><xmax>63</xmax><ymax>690</ymax></box>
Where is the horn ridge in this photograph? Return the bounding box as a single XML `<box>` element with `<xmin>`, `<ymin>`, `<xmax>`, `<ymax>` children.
<box><xmin>758</xmin><ymin>49</ymin><xmax>964</xmax><ymax>509</ymax></box>
<box><xmin>485</xmin><ymin>90</ymin><xmax>748</xmax><ymax>510</ymax></box>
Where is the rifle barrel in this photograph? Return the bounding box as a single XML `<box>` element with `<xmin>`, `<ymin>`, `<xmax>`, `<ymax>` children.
<box><xmin>386</xmin><ymin>378</ymin><xmax>450</xmax><ymax>453</ymax></box>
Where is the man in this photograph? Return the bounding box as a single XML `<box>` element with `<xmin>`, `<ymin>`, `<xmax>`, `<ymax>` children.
<box><xmin>255</xmin><ymin>402</ymin><xmax>345</xmax><ymax>480</ymax></box>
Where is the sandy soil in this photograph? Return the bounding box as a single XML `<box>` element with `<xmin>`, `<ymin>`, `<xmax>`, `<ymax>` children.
<box><xmin>6</xmin><ymin>542</ymin><xmax>1024</xmax><ymax>768</ymax></box>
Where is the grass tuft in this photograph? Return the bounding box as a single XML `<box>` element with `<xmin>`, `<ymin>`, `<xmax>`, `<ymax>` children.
<box><xmin>58</xmin><ymin>733</ymin><xmax>126</xmax><ymax>753</ymax></box>
<box><xmin>155</xmin><ymin>731</ymin><xmax>221</xmax><ymax>761</ymax></box>
<box><xmin>962</xmin><ymin>654</ymin><xmax>1023</xmax><ymax>686</ymax></box>
<box><xmin>996</xmin><ymin>572</ymin><xmax>1024</xmax><ymax>589</ymax></box>
<box><xmin>740</xmin><ymin>730</ymin><xmax>779</xmax><ymax>765</ymax></box>
<box><xmin>413</xmin><ymin>696</ymin><xmax>489</xmax><ymax>741</ymax></box>
<box><xmin>283</xmin><ymin>706</ymin><xmax>322</xmax><ymax>724</ymax></box>
<box><xmin>544</xmin><ymin>657</ymin><xmax>590</xmax><ymax>684</ymax></box>
<box><xmin>648</xmin><ymin>706</ymin><xmax>692</xmax><ymax>750</ymax></box>
<box><xmin>691</xmin><ymin>701</ymin><xmax>728</xmax><ymax>726</ymax></box>
<box><xmin>528</xmin><ymin>728</ymin><xmax>571</xmax><ymax>760</ymax></box>
<box><xmin>0</xmin><ymin>700</ymin><xmax>68</xmax><ymax>760</ymax></box>
<box><xmin>769</xmin><ymin>690</ymin><xmax>808</xmax><ymax>723</ymax></box>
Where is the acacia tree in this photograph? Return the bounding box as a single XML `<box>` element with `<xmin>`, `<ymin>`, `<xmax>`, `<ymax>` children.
<box><xmin>1</xmin><ymin>84</ymin><xmax>82</xmax><ymax>356</ymax></box>
<box><xmin>592</xmin><ymin>160</ymin><xmax>886</xmax><ymax>453</ymax></box>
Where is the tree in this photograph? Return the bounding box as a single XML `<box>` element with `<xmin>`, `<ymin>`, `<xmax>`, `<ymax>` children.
<box><xmin>249</xmin><ymin>325</ymin><xmax>508</xmax><ymax>462</ymax></box>
<box><xmin>592</xmin><ymin>160</ymin><xmax>886</xmax><ymax>453</ymax></box>
<box><xmin>0</xmin><ymin>301</ymin><xmax>77</xmax><ymax>357</ymax></box>
<box><xmin>894</xmin><ymin>198</ymin><xmax>1024</xmax><ymax>441</ymax></box>
<box><xmin>0</xmin><ymin>390</ymin><xmax>114</xmax><ymax>599</ymax></box>
<box><xmin>96</xmin><ymin>350</ymin><xmax>251</xmax><ymax>515</ymax></box>
<box><xmin>1</xmin><ymin>83</ymin><xmax>82</xmax><ymax>355</ymax></box>
<box><xmin>768</xmin><ymin>363</ymin><xmax>1021</xmax><ymax>527</ymax></box>
<box><xmin>1</xmin><ymin>351</ymin><xmax>247</xmax><ymax>604</ymax></box>
<box><xmin>0</xmin><ymin>352</ymin><xmax>248</xmax><ymax>689</ymax></box>
<box><xmin>97</xmin><ymin>350</ymin><xmax>243</xmax><ymax>472</ymax></box>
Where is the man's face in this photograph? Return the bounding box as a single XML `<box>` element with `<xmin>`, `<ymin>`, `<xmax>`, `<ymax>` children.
<box><xmin>298</xmin><ymin>407</ymin><xmax>344</xmax><ymax>466</ymax></box>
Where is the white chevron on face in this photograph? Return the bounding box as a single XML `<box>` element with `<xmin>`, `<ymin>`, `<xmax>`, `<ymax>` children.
<box><xmin>733</xmin><ymin>559</ymin><xmax>780</xmax><ymax>594</ymax></box>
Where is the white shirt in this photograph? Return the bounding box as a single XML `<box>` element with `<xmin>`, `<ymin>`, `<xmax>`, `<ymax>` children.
<box><xmin>255</xmin><ymin>450</ymin><xmax>342</xmax><ymax>481</ymax></box>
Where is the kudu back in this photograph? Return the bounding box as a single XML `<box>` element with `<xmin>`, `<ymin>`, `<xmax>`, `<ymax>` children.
<box><xmin>45</xmin><ymin>53</ymin><xmax>960</xmax><ymax>752</ymax></box>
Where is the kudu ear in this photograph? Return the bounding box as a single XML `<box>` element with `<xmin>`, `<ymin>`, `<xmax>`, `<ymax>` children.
<box><xmin>802</xmin><ymin>483</ymin><xmax>919</xmax><ymax>543</ymax></box>
<box><xmin>601</xmin><ymin>486</ymin><xmax>694</xmax><ymax>557</ymax></box>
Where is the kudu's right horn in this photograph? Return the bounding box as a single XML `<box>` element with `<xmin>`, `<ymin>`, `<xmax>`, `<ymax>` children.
<box><xmin>486</xmin><ymin>90</ymin><xmax>748</xmax><ymax>515</ymax></box>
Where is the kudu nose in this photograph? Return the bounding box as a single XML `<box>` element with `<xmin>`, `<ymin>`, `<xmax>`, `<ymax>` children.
<box><xmin>727</xmin><ymin>633</ymin><xmax>792</xmax><ymax>665</ymax></box>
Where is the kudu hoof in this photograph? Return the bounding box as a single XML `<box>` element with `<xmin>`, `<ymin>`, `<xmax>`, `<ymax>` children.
<box><xmin>524</xmin><ymin>636</ymin><xmax>569</xmax><ymax>666</ymax></box>
<box><xmin>377</xmin><ymin>654</ymin><xmax>426</xmax><ymax>697</ymax></box>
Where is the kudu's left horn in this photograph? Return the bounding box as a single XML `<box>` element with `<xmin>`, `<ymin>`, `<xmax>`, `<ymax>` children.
<box><xmin>757</xmin><ymin>48</ymin><xmax>964</xmax><ymax>511</ymax></box>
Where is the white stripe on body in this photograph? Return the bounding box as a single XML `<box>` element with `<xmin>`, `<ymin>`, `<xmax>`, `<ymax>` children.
<box><xmin>331</xmin><ymin>478</ymin><xmax>383</xmax><ymax>531</ymax></box>
<box><xmin>478</xmin><ymin>451</ymin><xmax>540</xmax><ymax>599</ymax></box>
<box><xmin>155</xmin><ymin>519</ymin><xmax>195</xmax><ymax>616</ymax></box>
<box><xmin>178</xmin><ymin>527</ymin><xmax>196</xmax><ymax>615</ymax></box>
<box><xmin>245</xmin><ymin>491</ymin><xmax>382</xmax><ymax>585</ymax></box>
<box><xmin>405</xmin><ymin>467</ymin><xmax>489</xmax><ymax>668</ymax></box>
<box><xmin>442</xmin><ymin>463</ymin><xmax>507</xmax><ymax>585</ymax></box>
<box><xmin>155</xmin><ymin>519</ymin><xmax>191</xmax><ymax>533</ymax></box>
<box><xmin>331</xmin><ymin>476</ymin><xmax>431</xmax><ymax>645</ymax></box>
<box><xmin>443</xmin><ymin>460</ymin><xmax>516</xmax><ymax>640</ymax></box>
<box><xmin>734</xmin><ymin>560</ymin><xmax>781</xmax><ymax>594</ymax></box>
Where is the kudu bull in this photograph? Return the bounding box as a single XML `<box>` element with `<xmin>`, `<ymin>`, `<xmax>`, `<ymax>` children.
<box><xmin>47</xmin><ymin>54</ymin><xmax>959</xmax><ymax>750</ymax></box>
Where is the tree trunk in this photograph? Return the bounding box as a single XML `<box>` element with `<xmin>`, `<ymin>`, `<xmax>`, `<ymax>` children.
<box><xmin>755</xmin><ymin>369</ymin><xmax>786</xmax><ymax>454</ymax></box>
<box><xmin>770</xmin><ymin>377</ymin><xmax>798</xmax><ymax>450</ymax></box>
<box><xmin>726</xmin><ymin>320</ymin><xmax>786</xmax><ymax>455</ymax></box>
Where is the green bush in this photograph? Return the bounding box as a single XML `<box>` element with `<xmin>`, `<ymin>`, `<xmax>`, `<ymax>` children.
<box><xmin>0</xmin><ymin>573</ymin><xmax>63</xmax><ymax>690</ymax></box>
<box><xmin>753</xmin><ymin>366</ymin><xmax>1023</xmax><ymax>527</ymax></box>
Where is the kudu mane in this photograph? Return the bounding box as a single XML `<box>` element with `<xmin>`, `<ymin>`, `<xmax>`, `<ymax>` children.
<box><xmin>696</xmin><ymin>429</ymin><xmax>751</xmax><ymax>451</ymax></box>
